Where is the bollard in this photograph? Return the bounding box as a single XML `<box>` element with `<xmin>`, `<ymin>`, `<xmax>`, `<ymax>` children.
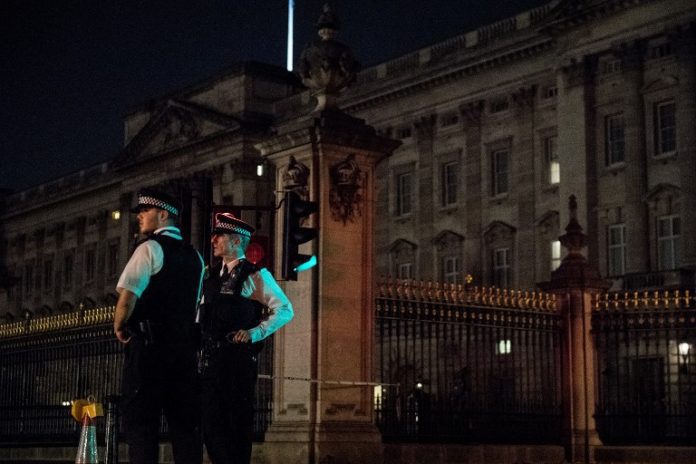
<box><xmin>104</xmin><ymin>395</ymin><xmax>120</xmax><ymax>464</ymax></box>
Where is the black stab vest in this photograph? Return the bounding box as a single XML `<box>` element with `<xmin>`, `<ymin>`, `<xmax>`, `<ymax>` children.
<box><xmin>200</xmin><ymin>259</ymin><xmax>264</xmax><ymax>340</ymax></box>
<box><xmin>128</xmin><ymin>234</ymin><xmax>202</xmax><ymax>344</ymax></box>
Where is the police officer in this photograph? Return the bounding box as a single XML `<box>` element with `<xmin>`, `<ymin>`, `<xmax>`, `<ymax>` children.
<box><xmin>113</xmin><ymin>188</ymin><xmax>205</xmax><ymax>464</ymax></box>
<box><xmin>199</xmin><ymin>212</ymin><xmax>293</xmax><ymax>464</ymax></box>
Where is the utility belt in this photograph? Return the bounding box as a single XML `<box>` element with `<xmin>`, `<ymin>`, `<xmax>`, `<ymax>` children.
<box><xmin>197</xmin><ymin>332</ymin><xmax>263</xmax><ymax>375</ymax></box>
<box><xmin>127</xmin><ymin>320</ymin><xmax>159</xmax><ymax>345</ymax></box>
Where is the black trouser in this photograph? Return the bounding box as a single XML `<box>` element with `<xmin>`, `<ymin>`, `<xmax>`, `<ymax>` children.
<box><xmin>121</xmin><ymin>337</ymin><xmax>202</xmax><ymax>464</ymax></box>
<box><xmin>201</xmin><ymin>345</ymin><xmax>259</xmax><ymax>464</ymax></box>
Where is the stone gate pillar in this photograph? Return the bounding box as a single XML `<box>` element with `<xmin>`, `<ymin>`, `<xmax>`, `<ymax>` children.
<box><xmin>540</xmin><ymin>195</ymin><xmax>608</xmax><ymax>464</ymax></box>
<box><xmin>255</xmin><ymin>6</ymin><xmax>400</xmax><ymax>464</ymax></box>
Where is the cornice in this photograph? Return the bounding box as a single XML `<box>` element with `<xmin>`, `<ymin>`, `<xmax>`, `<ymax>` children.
<box><xmin>342</xmin><ymin>36</ymin><xmax>554</xmax><ymax>113</ymax></box>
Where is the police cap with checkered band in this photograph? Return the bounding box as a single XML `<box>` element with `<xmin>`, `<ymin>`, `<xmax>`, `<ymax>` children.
<box><xmin>130</xmin><ymin>188</ymin><xmax>181</xmax><ymax>217</ymax></box>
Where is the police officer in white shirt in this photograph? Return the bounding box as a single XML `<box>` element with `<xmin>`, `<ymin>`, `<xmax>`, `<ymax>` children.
<box><xmin>114</xmin><ymin>188</ymin><xmax>204</xmax><ymax>464</ymax></box>
<box><xmin>199</xmin><ymin>212</ymin><xmax>293</xmax><ymax>464</ymax></box>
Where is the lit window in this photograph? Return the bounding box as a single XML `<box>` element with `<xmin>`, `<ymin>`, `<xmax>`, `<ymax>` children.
<box><xmin>655</xmin><ymin>101</ymin><xmax>676</xmax><ymax>155</ymax></box>
<box><xmin>396</xmin><ymin>172</ymin><xmax>412</xmax><ymax>216</ymax></box>
<box><xmin>551</xmin><ymin>240</ymin><xmax>562</xmax><ymax>271</ymax></box>
<box><xmin>491</xmin><ymin>149</ymin><xmax>509</xmax><ymax>196</ymax></box>
<box><xmin>607</xmin><ymin>224</ymin><xmax>626</xmax><ymax>276</ymax></box>
<box><xmin>545</xmin><ymin>136</ymin><xmax>559</xmax><ymax>184</ymax></box>
<box><xmin>496</xmin><ymin>339</ymin><xmax>511</xmax><ymax>355</ymax></box>
<box><xmin>605</xmin><ymin>114</ymin><xmax>625</xmax><ymax>165</ymax></box>
<box><xmin>442</xmin><ymin>256</ymin><xmax>459</xmax><ymax>284</ymax></box>
<box><xmin>442</xmin><ymin>162</ymin><xmax>458</xmax><ymax>206</ymax></box>
<box><xmin>493</xmin><ymin>248</ymin><xmax>511</xmax><ymax>288</ymax></box>
<box><xmin>657</xmin><ymin>215</ymin><xmax>680</xmax><ymax>270</ymax></box>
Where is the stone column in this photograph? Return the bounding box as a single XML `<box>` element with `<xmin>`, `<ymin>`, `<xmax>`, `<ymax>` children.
<box><xmin>257</xmin><ymin>110</ymin><xmax>400</xmax><ymax>464</ymax></box>
<box><xmin>619</xmin><ymin>41</ymin><xmax>649</xmax><ymax>272</ymax></box>
<box><xmin>675</xmin><ymin>26</ymin><xmax>696</xmax><ymax>267</ymax></box>
<box><xmin>556</xmin><ymin>56</ymin><xmax>598</xmax><ymax>264</ymax></box>
<box><xmin>512</xmin><ymin>86</ymin><xmax>538</xmax><ymax>289</ymax></box>
<box><xmin>414</xmin><ymin>114</ymin><xmax>437</xmax><ymax>279</ymax></box>
<box><xmin>459</xmin><ymin>101</ymin><xmax>485</xmax><ymax>281</ymax></box>
<box><xmin>540</xmin><ymin>196</ymin><xmax>608</xmax><ymax>464</ymax></box>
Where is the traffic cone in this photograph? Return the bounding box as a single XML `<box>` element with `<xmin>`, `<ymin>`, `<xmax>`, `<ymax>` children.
<box><xmin>75</xmin><ymin>414</ymin><xmax>99</xmax><ymax>463</ymax></box>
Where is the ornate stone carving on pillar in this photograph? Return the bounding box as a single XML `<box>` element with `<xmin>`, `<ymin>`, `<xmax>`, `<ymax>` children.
<box><xmin>329</xmin><ymin>153</ymin><xmax>362</xmax><ymax>224</ymax></box>
<box><xmin>297</xmin><ymin>4</ymin><xmax>360</xmax><ymax>112</ymax></box>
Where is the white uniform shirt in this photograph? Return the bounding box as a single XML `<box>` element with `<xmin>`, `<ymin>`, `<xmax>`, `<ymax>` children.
<box><xmin>116</xmin><ymin>226</ymin><xmax>205</xmax><ymax>301</ymax></box>
<box><xmin>203</xmin><ymin>257</ymin><xmax>293</xmax><ymax>344</ymax></box>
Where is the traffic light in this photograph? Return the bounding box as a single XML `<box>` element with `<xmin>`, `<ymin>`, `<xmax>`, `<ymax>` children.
<box><xmin>282</xmin><ymin>191</ymin><xmax>318</xmax><ymax>280</ymax></box>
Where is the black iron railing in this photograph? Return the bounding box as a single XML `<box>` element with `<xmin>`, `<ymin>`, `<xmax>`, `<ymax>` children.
<box><xmin>0</xmin><ymin>307</ymin><xmax>273</xmax><ymax>446</ymax></box>
<box><xmin>593</xmin><ymin>291</ymin><xmax>696</xmax><ymax>445</ymax></box>
<box><xmin>375</xmin><ymin>279</ymin><xmax>562</xmax><ymax>443</ymax></box>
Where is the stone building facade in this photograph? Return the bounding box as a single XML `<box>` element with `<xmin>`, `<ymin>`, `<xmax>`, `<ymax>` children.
<box><xmin>2</xmin><ymin>0</ymin><xmax>696</xmax><ymax>317</ymax></box>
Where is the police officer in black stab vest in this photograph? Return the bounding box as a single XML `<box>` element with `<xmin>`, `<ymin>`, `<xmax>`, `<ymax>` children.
<box><xmin>113</xmin><ymin>188</ymin><xmax>205</xmax><ymax>464</ymax></box>
<box><xmin>199</xmin><ymin>212</ymin><xmax>293</xmax><ymax>464</ymax></box>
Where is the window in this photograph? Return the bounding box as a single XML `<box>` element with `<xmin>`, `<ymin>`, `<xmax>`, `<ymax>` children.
<box><xmin>43</xmin><ymin>257</ymin><xmax>54</xmax><ymax>291</ymax></box>
<box><xmin>657</xmin><ymin>215</ymin><xmax>680</xmax><ymax>270</ymax></box>
<box><xmin>493</xmin><ymin>248</ymin><xmax>511</xmax><ymax>288</ymax></box>
<box><xmin>551</xmin><ymin>240</ymin><xmax>562</xmax><ymax>272</ymax></box>
<box><xmin>24</xmin><ymin>264</ymin><xmax>34</xmax><ymax>297</ymax></box>
<box><xmin>490</xmin><ymin>98</ymin><xmax>509</xmax><ymax>113</ymax></box>
<box><xmin>397</xmin><ymin>263</ymin><xmax>413</xmax><ymax>280</ymax></box>
<box><xmin>108</xmin><ymin>240</ymin><xmax>120</xmax><ymax>278</ymax></box>
<box><xmin>442</xmin><ymin>162</ymin><xmax>458</xmax><ymax>206</ymax></box>
<box><xmin>607</xmin><ymin>224</ymin><xmax>626</xmax><ymax>276</ymax></box>
<box><xmin>398</xmin><ymin>126</ymin><xmax>412</xmax><ymax>139</ymax></box>
<box><xmin>442</xmin><ymin>256</ymin><xmax>460</xmax><ymax>284</ymax></box>
<box><xmin>543</xmin><ymin>86</ymin><xmax>558</xmax><ymax>99</ymax></box>
<box><xmin>64</xmin><ymin>252</ymin><xmax>74</xmax><ymax>290</ymax></box>
<box><xmin>655</xmin><ymin>101</ymin><xmax>676</xmax><ymax>155</ymax></box>
<box><xmin>441</xmin><ymin>113</ymin><xmax>459</xmax><ymax>127</ymax></box>
<box><xmin>603</xmin><ymin>59</ymin><xmax>622</xmax><ymax>74</ymax></box>
<box><xmin>605</xmin><ymin>114</ymin><xmax>625</xmax><ymax>165</ymax></box>
<box><xmin>545</xmin><ymin>136</ymin><xmax>559</xmax><ymax>184</ymax></box>
<box><xmin>651</xmin><ymin>43</ymin><xmax>672</xmax><ymax>59</ymax></box>
<box><xmin>491</xmin><ymin>149</ymin><xmax>509</xmax><ymax>196</ymax></box>
<box><xmin>396</xmin><ymin>172</ymin><xmax>413</xmax><ymax>216</ymax></box>
<box><xmin>85</xmin><ymin>246</ymin><xmax>96</xmax><ymax>283</ymax></box>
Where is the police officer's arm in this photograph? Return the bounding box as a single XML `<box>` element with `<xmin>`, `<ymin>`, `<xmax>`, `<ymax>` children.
<box><xmin>113</xmin><ymin>240</ymin><xmax>163</xmax><ymax>343</ymax></box>
<box><xmin>232</xmin><ymin>268</ymin><xmax>294</xmax><ymax>344</ymax></box>
<box><xmin>114</xmin><ymin>290</ymin><xmax>137</xmax><ymax>343</ymax></box>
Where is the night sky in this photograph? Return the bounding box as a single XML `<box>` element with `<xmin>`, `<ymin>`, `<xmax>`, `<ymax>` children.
<box><xmin>1</xmin><ymin>0</ymin><xmax>547</xmax><ymax>191</ymax></box>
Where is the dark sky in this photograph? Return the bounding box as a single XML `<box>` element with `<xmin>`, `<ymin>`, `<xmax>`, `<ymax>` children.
<box><xmin>1</xmin><ymin>0</ymin><xmax>548</xmax><ymax>191</ymax></box>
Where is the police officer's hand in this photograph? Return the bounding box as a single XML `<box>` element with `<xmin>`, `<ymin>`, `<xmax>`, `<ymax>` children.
<box><xmin>114</xmin><ymin>324</ymin><xmax>132</xmax><ymax>344</ymax></box>
<box><xmin>231</xmin><ymin>329</ymin><xmax>251</xmax><ymax>344</ymax></box>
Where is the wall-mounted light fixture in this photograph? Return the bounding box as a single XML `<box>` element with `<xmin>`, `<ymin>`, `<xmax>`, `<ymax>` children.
<box><xmin>111</xmin><ymin>210</ymin><xmax>121</xmax><ymax>221</ymax></box>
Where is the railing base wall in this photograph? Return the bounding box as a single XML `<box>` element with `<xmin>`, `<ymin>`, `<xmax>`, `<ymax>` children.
<box><xmin>1</xmin><ymin>444</ymin><xmax>694</xmax><ymax>463</ymax></box>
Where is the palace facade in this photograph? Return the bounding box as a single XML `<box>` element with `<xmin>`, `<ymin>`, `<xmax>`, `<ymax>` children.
<box><xmin>2</xmin><ymin>0</ymin><xmax>695</xmax><ymax>318</ymax></box>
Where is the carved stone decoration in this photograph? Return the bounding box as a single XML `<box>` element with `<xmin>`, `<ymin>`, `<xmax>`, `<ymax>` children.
<box><xmin>329</xmin><ymin>153</ymin><xmax>362</xmax><ymax>224</ymax></box>
<box><xmin>282</xmin><ymin>156</ymin><xmax>310</xmax><ymax>194</ymax></box>
<box><xmin>297</xmin><ymin>4</ymin><xmax>361</xmax><ymax>112</ymax></box>
<box><xmin>162</xmin><ymin>108</ymin><xmax>200</xmax><ymax>149</ymax></box>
